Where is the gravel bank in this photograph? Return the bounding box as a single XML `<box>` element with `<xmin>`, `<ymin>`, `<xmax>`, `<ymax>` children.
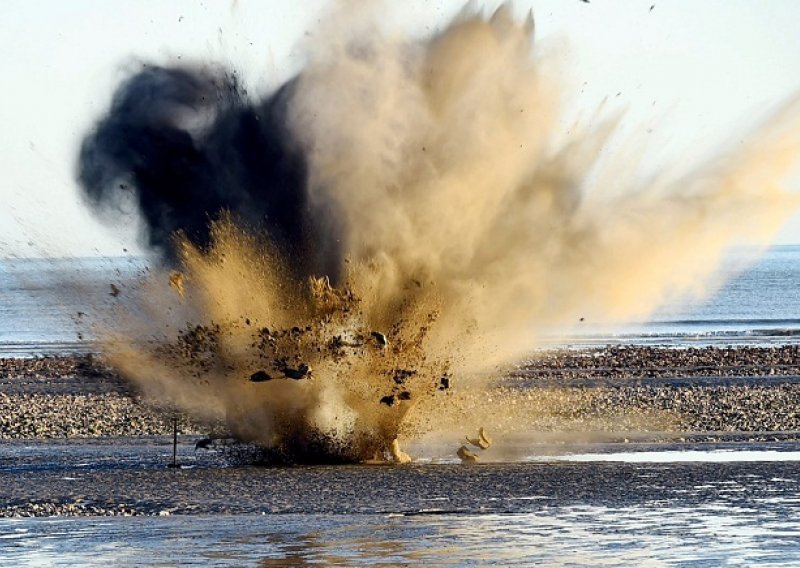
<box><xmin>495</xmin><ymin>345</ymin><xmax>800</xmax><ymax>434</ymax></box>
<box><xmin>0</xmin><ymin>392</ymin><xmax>204</xmax><ymax>438</ymax></box>
<box><xmin>0</xmin><ymin>355</ymin><xmax>205</xmax><ymax>438</ymax></box>
<box><xmin>513</xmin><ymin>344</ymin><xmax>800</xmax><ymax>384</ymax></box>
<box><xmin>488</xmin><ymin>383</ymin><xmax>800</xmax><ymax>434</ymax></box>
<box><xmin>1</xmin><ymin>346</ymin><xmax>800</xmax><ymax>439</ymax></box>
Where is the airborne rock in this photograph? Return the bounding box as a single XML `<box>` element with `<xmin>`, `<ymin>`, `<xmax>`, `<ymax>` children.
<box><xmin>281</xmin><ymin>363</ymin><xmax>312</xmax><ymax>380</ymax></box>
<box><xmin>249</xmin><ymin>370</ymin><xmax>273</xmax><ymax>383</ymax></box>
<box><xmin>371</xmin><ymin>331</ymin><xmax>388</xmax><ymax>348</ymax></box>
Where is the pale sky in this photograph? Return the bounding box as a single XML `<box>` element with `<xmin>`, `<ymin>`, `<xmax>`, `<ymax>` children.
<box><xmin>1</xmin><ymin>0</ymin><xmax>799</xmax><ymax>258</ymax></box>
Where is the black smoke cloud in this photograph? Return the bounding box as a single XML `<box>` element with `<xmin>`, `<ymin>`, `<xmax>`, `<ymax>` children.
<box><xmin>77</xmin><ymin>64</ymin><xmax>341</xmax><ymax>280</ymax></box>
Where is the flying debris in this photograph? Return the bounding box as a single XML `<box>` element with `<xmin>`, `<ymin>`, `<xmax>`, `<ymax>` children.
<box><xmin>249</xmin><ymin>370</ymin><xmax>274</xmax><ymax>383</ymax></box>
<box><xmin>169</xmin><ymin>271</ymin><xmax>185</xmax><ymax>297</ymax></box>
<box><xmin>393</xmin><ymin>369</ymin><xmax>416</xmax><ymax>385</ymax></box>
<box><xmin>466</xmin><ymin>427</ymin><xmax>492</xmax><ymax>450</ymax></box>
<box><xmin>281</xmin><ymin>363</ymin><xmax>312</xmax><ymax>380</ymax></box>
<box><xmin>457</xmin><ymin>446</ymin><xmax>479</xmax><ymax>463</ymax></box>
<box><xmin>371</xmin><ymin>331</ymin><xmax>388</xmax><ymax>348</ymax></box>
<box><xmin>390</xmin><ymin>439</ymin><xmax>412</xmax><ymax>464</ymax></box>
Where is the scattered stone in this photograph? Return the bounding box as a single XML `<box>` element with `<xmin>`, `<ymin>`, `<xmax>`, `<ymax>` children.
<box><xmin>249</xmin><ymin>370</ymin><xmax>274</xmax><ymax>383</ymax></box>
<box><xmin>380</xmin><ymin>395</ymin><xmax>395</xmax><ymax>407</ymax></box>
<box><xmin>397</xmin><ymin>391</ymin><xmax>412</xmax><ymax>401</ymax></box>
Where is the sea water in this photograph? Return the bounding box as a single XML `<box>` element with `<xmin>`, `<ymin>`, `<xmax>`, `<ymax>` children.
<box><xmin>539</xmin><ymin>245</ymin><xmax>800</xmax><ymax>347</ymax></box>
<box><xmin>594</xmin><ymin>245</ymin><xmax>800</xmax><ymax>345</ymax></box>
<box><xmin>0</xmin><ymin>256</ymin><xmax>145</xmax><ymax>356</ymax></box>
<box><xmin>2</xmin><ymin>246</ymin><xmax>799</xmax><ymax>355</ymax></box>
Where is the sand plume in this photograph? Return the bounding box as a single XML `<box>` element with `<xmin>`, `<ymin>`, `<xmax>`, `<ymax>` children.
<box><xmin>77</xmin><ymin>3</ymin><xmax>800</xmax><ymax>462</ymax></box>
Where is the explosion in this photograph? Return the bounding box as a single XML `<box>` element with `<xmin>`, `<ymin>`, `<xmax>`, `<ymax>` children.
<box><xmin>77</xmin><ymin>4</ymin><xmax>800</xmax><ymax>462</ymax></box>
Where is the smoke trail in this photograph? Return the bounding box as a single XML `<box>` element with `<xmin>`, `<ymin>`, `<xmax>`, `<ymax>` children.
<box><xmin>77</xmin><ymin>4</ymin><xmax>800</xmax><ymax>462</ymax></box>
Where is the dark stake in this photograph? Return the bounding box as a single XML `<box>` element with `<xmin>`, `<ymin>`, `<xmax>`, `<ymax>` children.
<box><xmin>168</xmin><ymin>415</ymin><xmax>179</xmax><ymax>468</ymax></box>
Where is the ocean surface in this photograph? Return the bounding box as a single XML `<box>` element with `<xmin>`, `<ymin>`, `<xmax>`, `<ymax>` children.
<box><xmin>1</xmin><ymin>246</ymin><xmax>799</xmax><ymax>356</ymax></box>
<box><xmin>549</xmin><ymin>245</ymin><xmax>800</xmax><ymax>347</ymax></box>
<box><xmin>0</xmin><ymin>256</ymin><xmax>146</xmax><ymax>356</ymax></box>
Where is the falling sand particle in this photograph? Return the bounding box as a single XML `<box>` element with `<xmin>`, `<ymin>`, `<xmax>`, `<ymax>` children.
<box><xmin>168</xmin><ymin>271</ymin><xmax>185</xmax><ymax>298</ymax></box>
<box><xmin>77</xmin><ymin>4</ymin><xmax>800</xmax><ymax>463</ymax></box>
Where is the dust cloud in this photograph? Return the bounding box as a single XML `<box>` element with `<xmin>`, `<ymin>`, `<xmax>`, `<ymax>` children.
<box><xmin>79</xmin><ymin>3</ymin><xmax>800</xmax><ymax>462</ymax></box>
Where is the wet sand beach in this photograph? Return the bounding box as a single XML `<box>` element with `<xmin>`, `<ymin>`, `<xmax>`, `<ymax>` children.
<box><xmin>0</xmin><ymin>436</ymin><xmax>798</xmax><ymax>517</ymax></box>
<box><xmin>2</xmin><ymin>436</ymin><xmax>800</xmax><ymax>565</ymax></box>
<box><xmin>1</xmin><ymin>345</ymin><xmax>800</xmax><ymax>521</ymax></box>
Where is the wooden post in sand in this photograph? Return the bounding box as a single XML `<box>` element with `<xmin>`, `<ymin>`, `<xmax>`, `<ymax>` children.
<box><xmin>168</xmin><ymin>414</ymin><xmax>179</xmax><ymax>468</ymax></box>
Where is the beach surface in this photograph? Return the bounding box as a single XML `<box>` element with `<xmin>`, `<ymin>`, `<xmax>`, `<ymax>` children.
<box><xmin>3</xmin><ymin>345</ymin><xmax>800</xmax><ymax>441</ymax></box>
<box><xmin>3</xmin><ymin>345</ymin><xmax>800</xmax><ymax>565</ymax></box>
<box><xmin>2</xmin><ymin>344</ymin><xmax>800</xmax><ymax>518</ymax></box>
